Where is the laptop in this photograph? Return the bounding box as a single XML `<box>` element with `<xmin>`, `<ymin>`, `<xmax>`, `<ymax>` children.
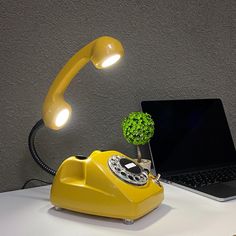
<box><xmin>141</xmin><ymin>99</ymin><xmax>236</xmax><ymax>201</ymax></box>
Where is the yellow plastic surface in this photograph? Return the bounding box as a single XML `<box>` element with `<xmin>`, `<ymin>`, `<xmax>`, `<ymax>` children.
<box><xmin>50</xmin><ymin>150</ymin><xmax>164</xmax><ymax>221</ymax></box>
<box><xmin>42</xmin><ymin>36</ymin><xmax>124</xmax><ymax>130</ymax></box>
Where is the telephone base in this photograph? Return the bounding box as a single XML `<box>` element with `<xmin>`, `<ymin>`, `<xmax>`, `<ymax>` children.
<box><xmin>50</xmin><ymin>150</ymin><xmax>164</xmax><ymax>221</ymax></box>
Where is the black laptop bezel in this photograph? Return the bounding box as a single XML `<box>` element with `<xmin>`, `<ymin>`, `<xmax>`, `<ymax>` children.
<box><xmin>141</xmin><ymin>98</ymin><xmax>236</xmax><ymax>177</ymax></box>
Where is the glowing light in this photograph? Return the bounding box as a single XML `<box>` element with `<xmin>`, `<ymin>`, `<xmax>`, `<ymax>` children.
<box><xmin>101</xmin><ymin>54</ymin><xmax>121</xmax><ymax>68</ymax></box>
<box><xmin>55</xmin><ymin>109</ymin><xmax>70</xmax><ymax>127</ymax></box>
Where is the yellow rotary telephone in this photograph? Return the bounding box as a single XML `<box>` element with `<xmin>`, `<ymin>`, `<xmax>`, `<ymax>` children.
<box><xmin>29</xmin><ymin>36</ymin><xmax>164</xmax><ymax>224</ymax></box>
<box><xmin>51</xmin><ymin>150</ymin><xmax>163</xmax><ymax>223</ymax></box>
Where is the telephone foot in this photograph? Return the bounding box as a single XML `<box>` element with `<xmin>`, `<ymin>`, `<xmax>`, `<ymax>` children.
<box><xmin>123</xmin><ymin>219</ymin><xmax>134</xmax><ymax>225</ymax></box>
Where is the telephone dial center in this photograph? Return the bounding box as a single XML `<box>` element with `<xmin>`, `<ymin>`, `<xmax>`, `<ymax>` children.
<box><xmin>108</xmin><ymin>155</ymin><xmax>148</xmax><ymax>186</ymax></box>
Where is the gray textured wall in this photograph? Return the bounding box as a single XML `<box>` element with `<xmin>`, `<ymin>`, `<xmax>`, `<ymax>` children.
<box><xmin>0</xmin><ymin>0</ymin><xmax>235</xmax><ymax>192</ymax></box>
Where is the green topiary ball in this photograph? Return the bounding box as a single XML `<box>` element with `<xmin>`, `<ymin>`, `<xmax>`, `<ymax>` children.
<box><xmin>122</xmin><ymin>112</ymin><xmax>155</xmax><ymax>145</ymax></box>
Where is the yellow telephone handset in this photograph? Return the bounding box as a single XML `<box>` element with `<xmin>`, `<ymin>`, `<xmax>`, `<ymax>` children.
<box><xmin>50</xmin><ymin>150</ymin><xmax>164</xmax><ymax>223</ymax></box>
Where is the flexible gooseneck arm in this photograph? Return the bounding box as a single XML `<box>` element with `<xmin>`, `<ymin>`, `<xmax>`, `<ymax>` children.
<box><xmin>28</xmin><ymin>119</ymin><xmax>87</xmax><ymax>176</ymax></box>
<box><xmin>28</xmin><ymin>119</ymin><xmax>56</xmax><ymax>176</ymax></box>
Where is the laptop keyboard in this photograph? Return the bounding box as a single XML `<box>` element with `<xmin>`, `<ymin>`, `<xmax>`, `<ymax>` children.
<box><xmin>165</xmin><ymin>165</ymin><xmax>236</xmax><ymax>188</ymax></box>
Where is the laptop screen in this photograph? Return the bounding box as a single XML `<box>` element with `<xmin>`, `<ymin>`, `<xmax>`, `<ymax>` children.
<box><xmin>141</xmin><ymin>99</ymin><xmax>236</xmax><ymax>176</ymax></box>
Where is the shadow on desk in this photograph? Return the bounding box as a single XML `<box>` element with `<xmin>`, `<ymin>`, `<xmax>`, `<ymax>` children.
<box><xmin>48</xmin><ymin>203</ymin><xmax>172</xmax><ymax>230</ymax></box>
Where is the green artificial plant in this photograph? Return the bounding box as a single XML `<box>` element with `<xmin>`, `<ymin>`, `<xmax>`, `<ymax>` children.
<box><xmin>122</xmin><ymin>112</ymin><xmax>155</xmax><ymax>163</ymax></box>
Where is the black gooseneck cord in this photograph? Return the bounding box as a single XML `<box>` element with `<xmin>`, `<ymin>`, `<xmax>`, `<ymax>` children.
<box><xmin>28</xmin><ymin>119</ymin><xmax>56</xmax><ymax>176</ymax></box>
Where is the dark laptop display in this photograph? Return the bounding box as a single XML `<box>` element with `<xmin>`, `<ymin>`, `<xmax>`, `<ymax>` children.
<box><xmin>141</xmin><ymin>99</ymin><xmax>236</xmax><ymax>201</ymax></box>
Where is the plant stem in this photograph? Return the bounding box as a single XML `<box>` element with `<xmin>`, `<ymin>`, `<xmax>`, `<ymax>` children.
<box><xmin>137</xmin><ymin>145</ymin><xmax>142</xmax><ymax>163</ymax></box>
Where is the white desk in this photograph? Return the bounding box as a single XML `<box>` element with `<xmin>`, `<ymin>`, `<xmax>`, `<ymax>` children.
<box><xmin>0</xmin><ymin>183</ymin><xmax>235</xmax><ymax>236</ymax></box>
